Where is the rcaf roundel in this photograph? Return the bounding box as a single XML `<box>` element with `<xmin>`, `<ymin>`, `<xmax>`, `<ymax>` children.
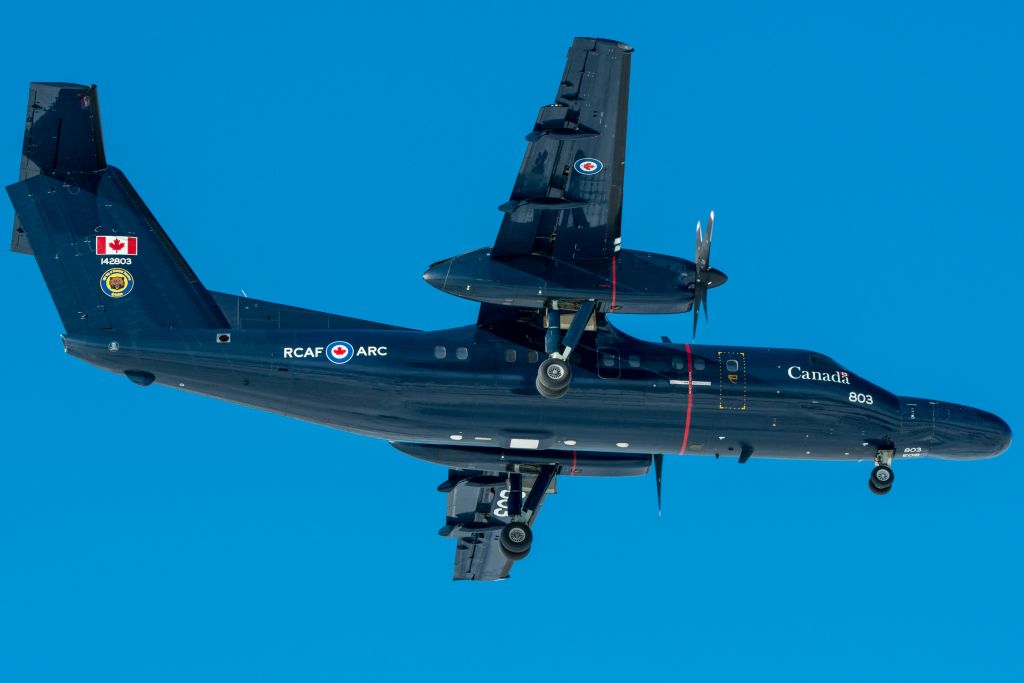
<box><xmin>326</xmin><ymin>341</ymin><xmax>355</xmax><ymax>364</ymax></box>
<box><xmin>573</xmin><ymin>158</ymin><xmax>603</xmax><ymax>175</ymax></box>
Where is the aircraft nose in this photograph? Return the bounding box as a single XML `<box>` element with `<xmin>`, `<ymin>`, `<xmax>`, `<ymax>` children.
<box><xmin>975</xmin><ymin>409</ymin><xmax>1013</xmax><ymax>456</ymax></box>
<box><xmin>934</xmin><ymin>402</ymin><xmax>1013</xmax><ymax>459</ymax></box>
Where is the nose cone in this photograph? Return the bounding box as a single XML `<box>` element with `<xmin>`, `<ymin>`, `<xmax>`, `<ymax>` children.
<box><xmin>706</xmin><ymin>267</ymin><xmax>728</xmax><ymax>289</ymax></box>
<box><xmin>904</xmin><ymin>397</ymin><xmax>1012</xmax><ymax>459</ymax></box>
<box><xmin>422</xmin><ymin>258</ymin><xmax>452</xmax><ymax>290</ymax></box>
<box><xmin>960</xmin><ymin>406</ymin><xmax>1013</xmax><ymax>458</ymax></box>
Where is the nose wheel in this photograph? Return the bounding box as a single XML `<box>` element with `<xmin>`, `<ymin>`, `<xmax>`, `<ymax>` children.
<box><xmin>868</xmin><ymin>449</ymin><xmax>895</xmax><ymax>495</ymax></box>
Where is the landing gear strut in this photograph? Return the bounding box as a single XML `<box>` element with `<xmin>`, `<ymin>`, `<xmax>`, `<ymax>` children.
<box><xmin>537</xmin><ymin>300</ymin><xmax>596</xmax><ymax>400</ymax></box>
<box><xmin>498</xmin><ymin>466</ymin><xmax>556</xmax><ymax>561</ymax></box>
<box><xmin>868</xmin><ymin>448</ymin><xmax>895</xmax><ymax>496</ymax></box>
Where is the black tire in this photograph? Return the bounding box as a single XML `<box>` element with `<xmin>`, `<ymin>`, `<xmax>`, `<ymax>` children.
<box><xmin>868</xmin><ymin>479</ymin><xmax>891</xmax><ymax>496</ymax></box>
<box><xmin>870</xmin><ymin>465</ymin><xmax>894</xmax><ymax>490</ymax></box>
<box><xmin>537</xmin><ymin>358</ymin><xmax>571</xmax><ymax>391</ymax></box>
<box><xmin>500</xmin><ymin>546</ymin><xmax>530</xmax><ymax>561</ymax></box>
<box><xmin>535</xmin><ymin>376</ymin><xmax>569</xmax><ymax>399</ymax></box>
<box><xmin>499</xmin><ymin>521</ymin><xmax>533</xmax><ymax>555</ymax></box>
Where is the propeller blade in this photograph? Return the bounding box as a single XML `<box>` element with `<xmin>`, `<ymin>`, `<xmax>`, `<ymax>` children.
<box><xmin>692</xmin><ymin>291</ymin><xmax>702</xmax><ymax>338</ymax></box>
<box><xmin>704</xmin><ymin>210</ymin><xmax>714</xmax><ymax>264</ymax></box>
<box><xmin>654</xmin><ymin>453</ymin><xmax>664</xmax><ymax>516</ymax></box>
<box><xmin>695</xmin><ymin>220</ymin><xmax>703</xmax><ymax>265</ymax></box>
<box><xmin>691</xmin><ymin>210</ymin><xmax>716</xmax><ymax>339</ymax></box>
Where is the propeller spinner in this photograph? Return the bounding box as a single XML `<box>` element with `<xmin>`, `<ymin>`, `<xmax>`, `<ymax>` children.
<box><xmin>692</xmin><ymin>210</ymin><xmax>727</xmax><ymax>338</ymax></box>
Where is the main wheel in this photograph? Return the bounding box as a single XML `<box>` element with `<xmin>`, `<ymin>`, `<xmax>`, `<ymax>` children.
<box><xmin>870</xmin><ymin>464</ymin><xmax>894</xmax><ymax>490</ymax></box>
<box><xmin>537</xmin><ymin>358</ymin><xmax>571</xmax><ymax>391</ymax></box>
<box><xmin>536</xmin><ymin>376</ymin><xmax>569</xmax><ymax>399</ymax></box>
<box><xmin>868</xmin><ymin>479</ymin><xmax>892</xmax><ymax>496</ymax></box>
<box><xmin>499</xmin><ymin>521</ymin><xmax>533</xmax><ymax>557</ymax></box>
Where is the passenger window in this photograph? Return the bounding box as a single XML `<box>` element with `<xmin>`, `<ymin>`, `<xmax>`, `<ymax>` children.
<box><xmin>434</xmin><ymin>346</ymin><xmax>446</xmax><ymax>360</ymax></box>
<box><xmin>456</xmin><ymin>346</ymin><xmax>469</xmax><ymax>360</ymax></box>
<box><xmin>505</xmin><ymin>348</ymin><xmax>517</xmax><ymax>363</ymax></box>
<box><xmin>527</xmin><ymin>350</ymin><xmax>539</xmax><ymax>363</ymax></box>
<box><xmin>628</xmin><ymin>354</ymin><xmax>640</xmax><ymax>368</ymax></box>
<box><xmin>672</xmin><ymin>358</ymin><xmax>685</xmax><ymax>370</ymax></box>
<box><xmin>694</xmin><ymin>358</ymin><xmax>706</xmax><ymax>371</ymax></box>
<box><xmin>726</xmin><ymin>359</ymin><xmax>740</xmax><ymax>372</ymax></box>
<box><xmin>602</xmin><ymin>354</ymin><xmax>616</xmax><ymax>367</ymax></box>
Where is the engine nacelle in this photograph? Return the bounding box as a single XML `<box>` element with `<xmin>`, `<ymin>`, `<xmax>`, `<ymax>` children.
<box><xmin>423</xmin><ymin>247</ymin><xmax>725</xmax><ymax>314</ymax></box>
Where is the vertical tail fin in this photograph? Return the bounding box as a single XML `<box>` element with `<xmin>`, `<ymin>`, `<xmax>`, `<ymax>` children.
<box><xmin>11</xmin><ymin>82</ymin><xmax>106</xmax><ymax>254</ymax></box>
<box><xmin>7</xmin><ymin>82</ymin><xmax>228</xmax><ymax>333</ymax></box>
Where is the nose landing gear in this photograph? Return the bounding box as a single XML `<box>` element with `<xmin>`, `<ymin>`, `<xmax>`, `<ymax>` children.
<box><xmin>868</xmin><ymin>448</ymin><xmax>895</xmax><ymax>495</ymax></box>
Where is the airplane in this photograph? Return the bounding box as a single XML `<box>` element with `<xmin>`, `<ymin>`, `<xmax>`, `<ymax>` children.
<box><xmin>7</xmin><ymin>38</ymin><xmax>1012</xmax><ymax>581</ymax></box>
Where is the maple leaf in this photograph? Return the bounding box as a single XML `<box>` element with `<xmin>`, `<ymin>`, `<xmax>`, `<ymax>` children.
<box><xmin>109</xmin><ymin>238</ymin><xmax>125</xmax><ymax>252</ymax></box>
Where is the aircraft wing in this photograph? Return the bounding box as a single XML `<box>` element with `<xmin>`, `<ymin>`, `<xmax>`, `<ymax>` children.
<box><xmin>437</xmin><ymin>469</ymin><xmax>553</xmax><ymax>581</ymax></box>
<box><xmin>492</xmin><ymin>37</ymin><xmax>632</xmax><ymax>261</ymax></box>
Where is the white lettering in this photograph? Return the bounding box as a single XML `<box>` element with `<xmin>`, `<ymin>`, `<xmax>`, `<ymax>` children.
<box><xmin>283</xmin><ymin>346</ymin><xmax>325</xmax><ymax>358</ymax></box>
<box><xmin>285</xmin><ymin>344</ymin><xmax>387</xmax><ymax>361</ymax></box>
<box><xmin>786</xmin><ymin>366</ymin><xmax>850</xmax><ymax>384</ymax></box>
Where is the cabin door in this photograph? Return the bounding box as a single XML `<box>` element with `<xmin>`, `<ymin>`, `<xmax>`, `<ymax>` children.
<box><xmin>717</xmin><ymin>350</ymin><xmax>747</xmax><ymax>411</ymax></box>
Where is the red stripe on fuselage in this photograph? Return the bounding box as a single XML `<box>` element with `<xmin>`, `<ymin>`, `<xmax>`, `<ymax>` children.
<box><xmin>679</xmin><ymin>343</ymin><xmax>693</xmax><ymax>455</ymax></box>
<box><xmin>611</xmin><ymin>254</ymin><xmax>617</xmax><ymax>310</ymax></box>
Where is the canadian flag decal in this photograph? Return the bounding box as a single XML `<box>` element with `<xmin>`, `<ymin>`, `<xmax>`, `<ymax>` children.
<box><xmin>96</xmin><ymin>236</ymin><xmax>137</xmax><ymax>255</ymax></box>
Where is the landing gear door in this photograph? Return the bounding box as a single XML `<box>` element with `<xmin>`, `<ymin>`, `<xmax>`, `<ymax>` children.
<box><xmin>717</xmin><ymin>351</ymin><xmax>747</xmax><ymax>411</ymax></box>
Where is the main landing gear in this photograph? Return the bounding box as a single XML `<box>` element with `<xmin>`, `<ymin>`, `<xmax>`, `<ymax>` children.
<box><xmin>498</xmin><ymin>466</ymin><xmax>555</xmax><ymax>560</ymax></box>
<box><xmin>868</xmin><ymin>448</ymin><xmax>895</xmax><ymax>496</ymax></box>
<box><xmin>536</xmin><ymin>300</ymin><xmax>596</xmax><ymax>400</ymax></box>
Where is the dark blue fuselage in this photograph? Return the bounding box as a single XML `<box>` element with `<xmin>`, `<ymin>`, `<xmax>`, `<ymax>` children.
<box><xmin>61</xmin><ymin>312</ymin><xmax>1012</xmax><ymax>465</ymax></box>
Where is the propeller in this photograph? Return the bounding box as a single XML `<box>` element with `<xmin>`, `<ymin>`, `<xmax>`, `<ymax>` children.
<box><xmin>654</xmin><ymin>453</ymin><xmax>664</xmax><ymax>516</ymax></box>
<box><xmin>692</xmin><ymin>210</ymin><xmax>726</xmax><ymax>338</ymax></box>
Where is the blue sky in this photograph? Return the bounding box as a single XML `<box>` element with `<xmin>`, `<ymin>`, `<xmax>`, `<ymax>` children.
<box><xmin>1</xmin><ymin>2</ymin><xmax>1021</xmax><ymax>681</ymax></box>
